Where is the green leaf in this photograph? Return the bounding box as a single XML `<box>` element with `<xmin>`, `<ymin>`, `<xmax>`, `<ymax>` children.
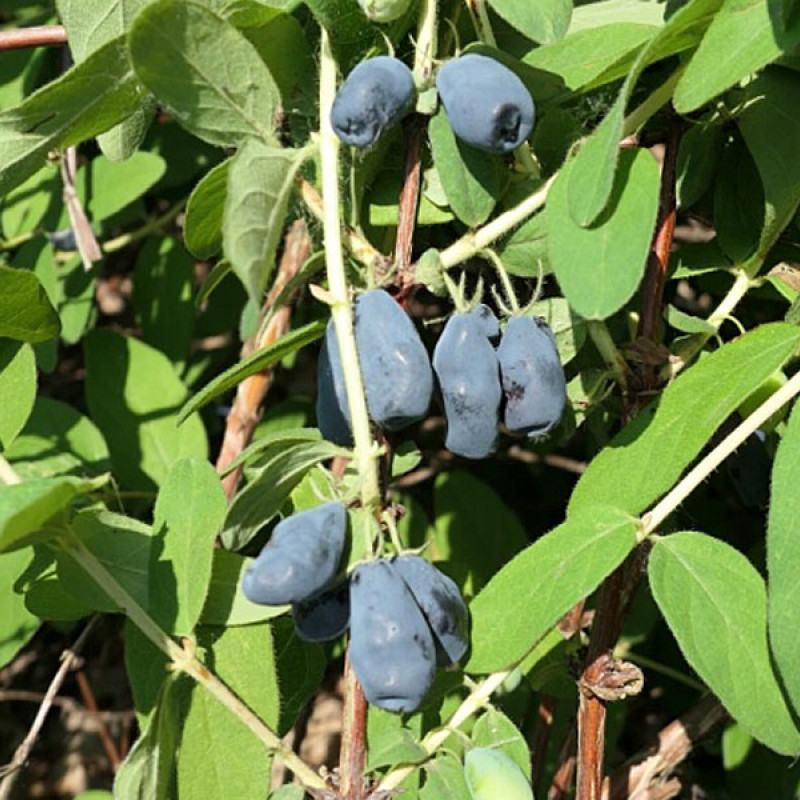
<box><xmin>0</xmin><ymin>163</ymin><xmax>59</xmax><ymax>239</ymax></box>
<box><xmin>185</xmin><ymin>158</ymin><xmax>230</xmax><ymax>259</ymax></box>
<box><xmin>221</xmin><ymin>427</ymin><xmax>326</xmax><ymax>476</ymax></box>
<box><xmin>488</xmin><ymin>0</ymin><xmax>571</xmax><ymax>44</ymax></box>
<box><xmin>178</xmin><ymin>319</ymin><xmax>326</xmax><ymax>422</ymax></box>
<box><xmin>366</xmin><ymin>708</ymin><xmax>427</xmax><ymax>771</ymax></box>
<box><xmin>524</xmin><ymin>23</ymin><xmax>659</xmax><ymax>91</ymax></box>
<box><xmin>132</xmin><ymin>237</ymin><xmax>195</xmax><ymax>366</ymax></box>
<box><xmin>467</xmin><ymin>505</ymin><xmax>638</xmax><ymax>673</ymax></box>
<box><xmin>79</xmin><ymin>152</ymin><xmax>166</xmax><ymax>222</ymax></box>
<box><xmin>129</xmin><ymin>0</ymin><xmax>281</xmax><ymax>147</ymax></box>
<box><xmin>738</xmin><ymin>69</ymin><xmax>800</xmax><ymax>264</ymax></box>
<box><xmin>114</xmin><ymin>673</ymin><xmax>182</xmax><ymax>800</ymax></box>
<box><xmin>767</xmin><ymin>402</ymin><xmax>800</xmax><ymax>716</ymax></box>
<box><xmin>177</xmin><ymin>624</ymin><xmax>278</xmax><ymax>800</ymax></box>
<box><xmin>649</xmin><ymin>532</ymin><xmax>800</xmax><ymax>755</ymax></box>
<box><xmin>223</xmin><ymin>140</ymin><xmax>310</xmax><ymax>301</ymax></box>
<box><xmin>0</xmin><ymin>36</ymin><xmax>142</xmax><ymax>194</ymax></box>
<box><xmin>569</xmin><ymin>323</ymin><xmax>800</xmax><ymax>516</ymax></box>
<box><xmin>528</xmin><ymin>297</ymin><xmax>586</xmax><ymax>365</ymax></box>
<box><xmin>548</xmin><ymin>148</ymin><xmax>660</xmax><ymax>319</ymax></box>
<box><xmin>125</xmin><ymin>622</ymin><xmax>169</xmax><ymax>724</ymax></box>
<box><xmin>566</xmin><ymin>0</ymin><xmax>723</xmax><ymax>226</ymax></box>
<box><xmin>664</xmin><ymin>304</ymin><xmax>717</xmax><ymax>335</ymax></box>
<box><xmin>568</xmin><ymin>0</ymin><xmax>666</xmax><ymax>30</ymax></box>
<box><xmin>58</xmin><ymin>509</ymin><xmax>154</xmax><ymax>612</ymax></box>
<box><xmin>497</xmin><ymin>212</ymin><xmax>549</xmax><ymax>278</ymax></box>
<box><xmin>200</xmin><ymin>549</ymin><xmax>289</xmax><ymax>626</ymax></box>
<box><xmin>221</xmin><ymin>440</ymin><xmax>344</xmax><ymax>550</ymax></box>
<box><xmin>302</xmin><ymin>0</ymin><xmax>378</xmax><ymax>73</ymax></box>
<box><xmin>24</xmin><ymin>569</ymin><xmax>93</xmax><ymax>622</ymax></box>
<box><xmin>0</xmin><ymin>265</ymin><xmax>60</xmax><ymax>342</ymax></box>
<box><xmin>421</xmin><ymin>754</ymin><xmax>473</xmax><ymax>800</ymax></box>
<box><xmin>151</xmin><ymin>458</ymin><xmax>227</xmax><ymax>635</ymax></box>
<box><xmin>0</xmin><ymin>549</ymin><xmax>40</xmax><ymax>668</ymax></box>
<box><xmin>433</xmin><ymin>471</ymin><xmax>528</xmax><ymax>595</ymax></box>
<box><xmin>428</xmin><ymin>108</ymin><xmax>502</xmax><ymax>228</ymax></box>
<box><xmin>472</xmin><ymin>708</ymin><xmax>532</xmax><ymax>779</ymax></box>
<box><xmin>0</xmin><ymin>340</ymin><xmax>35</xmax><ymax>450</ymax></box>
<box><xmin>56</xmin><ymin>0</ymin><xmax>157</xmax><ymax>161</ymax></box>
<box><xmin>676</xmin><ymin>121</ymin><xmax>722</xmax><ymax>210</ymax></box>
<box><xmin>674</xmin><ymin>0</ymin><xmax>800</xmax><ymax>113</ymax></box>
<box><xmin>0</xmin><ymin>475</ymin><xmax>106</xmax><ymax>554</ymax></box>
<box><xmin>84</xmin><ymin>329</ymin><xmax>208</xmax><ymax>491</ymax></box>
<box><xmin>5</xmin><ymin>397</ymin><xmax>110</xmax><ymax>481</ymax></box>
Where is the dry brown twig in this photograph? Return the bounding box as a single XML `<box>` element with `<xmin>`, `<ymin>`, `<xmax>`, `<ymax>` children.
<box><xmin>215</xmin><ymin>218</ymin><xmax>312</xmax><ymax>500</ymax></box>
<box><xmin>0</xmin><ymin>618</ymin><xmax>97</xmax><ymax>800</ymax></box>
<box><xmin>60</xmin><ymin>146</ymin><xmax>103</xmax><ymax>271</ymax></box>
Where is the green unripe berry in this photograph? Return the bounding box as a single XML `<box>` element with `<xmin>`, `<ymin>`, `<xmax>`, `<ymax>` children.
<box><xmin>464</xmin><ymin>748</ymin><xmax>533</xmax><ymax>800</ymax></box>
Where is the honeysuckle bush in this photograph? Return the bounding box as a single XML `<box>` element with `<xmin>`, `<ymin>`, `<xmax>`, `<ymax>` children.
<box><xmin>2</xmin><ymin>0</ymin><xmax>800</xmax><ymax>797</ymax></box>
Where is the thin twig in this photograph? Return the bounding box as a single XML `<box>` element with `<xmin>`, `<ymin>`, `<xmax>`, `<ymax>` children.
<box><xmin>0</xmin><ymin>618</ymin><xmax>97</xmax><ymax>798</ymax></box>
<box><xmin>602</xmin><ymin>696</ymin><xmax>727</xmax><ymax>800</ymax></box>
<box><xmin>215</xmin><ymin>219</ymin><xmax>311</xmax><ymax>501</ymax></box>
<box><xmin>74</xmin><ymin>669</ymin><xmax>122</xmax><ymax>771</ymax></box>
<box><xmin>0</xmin><ymin>25</ymin><xmax>66</xmax><ymax>51</ymax></box>
<box><xmin>394</xmin><ymin>114</ymin><xmax>427</xmax><ymax>287</ymax></box>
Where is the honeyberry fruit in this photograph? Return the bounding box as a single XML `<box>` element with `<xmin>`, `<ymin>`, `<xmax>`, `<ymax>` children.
<box><xmin>292</xmin><ymin>579</ymin><xmax>350</xmax><ymax>643</ymax></box>
<box><xmin>355</xmin><ymin>289</ymin><xmax>433</xmax><ymax>431</ymax></box>
<box><xmin>471</xmin><ymin>303</ymin><xmax>500</xmax><ymax>342</ymax></box>
<box><xmin>433</xmin><ymin>311</ymin><xmax>502</xmax><ymax>459</ymax></box>
<box><xmin>357</xmin><ymin>0</ymin><xmax>413</xmax><ymax>22</ymax></box>
<box><xmin>497</xmin><ymin>315</ymin><xmax>566</xmax><ymax>438</ymax></box>
<box><xmin>436</xmin><ymin>54</ymin><xmax>535</xmax><ymax>154</ymax></box>
<box><xmin>331</xmin><ymin>56</ymin><xmax>415</xmax><ymax>148</ymax></box>
<box><xmin>242</xmin><ymin>503</ymin><xmax>347</xmax><ymax>606</ymax></box>
<box><xmin>392</xmin><ymin>554</ymin><xmax>469</xmax><ymax>665</ymax></box>
<box><xmin>464</xmin><ymin>748</ymin><xmax>533</xmax><ymax>800</ymax></box>
<box><xmin>349</xmin><ymin>559</ymin><xmax>436</xmax><ymax>712</ymax></box>
<box><xmin>316</xmin><ymin>319</ymin><xmax>353</xmax><ymax>446</ymax></box>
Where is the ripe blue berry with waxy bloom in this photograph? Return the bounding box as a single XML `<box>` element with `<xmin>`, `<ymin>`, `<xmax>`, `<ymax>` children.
<box><xmin>433</xmin><ymin>311</ymin><xmax>502</xmax><ymax>459</ymax></box>
<box><xmin>436</xmin><ymin>54</ymin><xmax>535</xmax><ymax>154</ymax></box>
<box><xmin>354</xmin><ymin>289</ymin><xmax>433</xmax><ymax>431</ymax></box>
<box><xmin>316</xmin><ymin>319</ymin><xmax>353</xmax><ymax>446</ymax></box>
<box><xmin>331</xmin><ymin>56</ymin><xmax>415</xmax><ymax>148</ymax></box>
<box><xmin>391</xmin><ymin>554</ymin><xmax>469</xmax><ymax>665</ymax></box>
<box><xmin>349</xmin><ymin>559</ymin><xmax>436</xmax><ymax>712</ymax></box>
<box><xmin>242</xmin><ymin>503</ymin><xmax>347</xmax><ymax>606</ymax></box>
<box><xmin>497</xmin><ymin>315</ymin><xmax>566</xmax><ymax>438</ymax></box>
<box><xmin>292</xmin><ymin>579</ymin><xmax>350</xmax><ymax>643</ymax></box>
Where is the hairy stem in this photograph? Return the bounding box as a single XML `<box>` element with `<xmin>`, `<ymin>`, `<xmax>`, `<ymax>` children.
<box><xmin>587</xmin><ymin>321</ymin><xmax>629</xmax><ymax>392</ymax></box>
<box><xmin>61</xmin><ymin>533</ymin><xmax>325</xmax><ymax>788</ymax></box>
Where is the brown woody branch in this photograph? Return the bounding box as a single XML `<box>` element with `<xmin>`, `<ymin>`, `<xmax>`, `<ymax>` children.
<box><xmin>602</xmin><ymin>695</ymin><xmax>727</xmax><ymax>800</ymax></box>
<box><xmin>0</xmin><ymin>25</ymin><xmax>67</xmax><ymax>51</ymax></box>
<box><xmin>394</xmin><ymin>114</ymin><xmax>427</xmax><ymax>288</ymax></box>
<box><xmin>338</xmin><ymin>656</ymin><xmax>369</xmax><ymax>800</ymax></box>
<box><xmin>215</xmin><ymin>219</ymin><xmax>312</xmax><ymax>500</ymax></box>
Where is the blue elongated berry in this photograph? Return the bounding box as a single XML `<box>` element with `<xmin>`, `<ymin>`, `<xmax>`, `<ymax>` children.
<box><xmin>433</xmin><ymin>312</ymin><xmax>502</xmax><ymax>459</ymax></box>
<box><xmin>391</xmin><ymin>554</ymin><xmax>469</xmax><ymax>665</ymax></box>
<box><xmin>496</xmin><ymin>316</ymin><xmax>566</xmax><ymax>438</ymax></box>
<box><xmin>331</xmin><ymin>56</ymin><xmax>415</xmax><ymax>148</ymax></box>
<box><xmin>349</xmin><ymin>559</ymin><xmax>436</xmax><ymax>712</ymax></box>
<box><xmin>436</xmin><ymin>54</ymin><xmax>535</xmax><ymax>154</ymax></box>
<box><xmin>292</xmin><ymin>580</ymin><xmax>350</xmax><ymax>643</ymax></box>
<box><xmin>316</xmin><ymin>319</ymin><xmax>353</xmax><ymax>446</ymax></box>
<box><xmin>471</xmin><ymin>303</ymin><xmax>500</xmax><ymax>342</ymax></box>
<box><xmin>355</xmin><ymin>289</ymin><xmax>433</xmax><ymax>431</ymax></box>
<box><xmin>242</xmin><ymin>503</ymin><xmax>347</xmax><ymax>606</ymax></box>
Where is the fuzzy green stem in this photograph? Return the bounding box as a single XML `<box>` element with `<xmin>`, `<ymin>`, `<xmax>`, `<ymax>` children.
<box><xmin>413</xmin><ymin>0</ymin><xmax>438</xmax><ymax>91</ymax></box>
<box><xmin>378</xmin><ymin>669</ymin><xmax>512</xmax><ymax>791</ymax></box>
<box><xmin>587</xmin><ymin>320</ymin><xmax>629</xmax><ymax>391</ymax></box>
<box><xmin>102</xmin><ymin>199</ymin><xmax>184</xmax><ymax>254</ymax></box>
<box><xmin>467</xmin><ymin>0</ymin><xmax>496</xmax><ymax>46</ymax></box>
<box><xmin>319</xmin><ymin>30</ymin><xmax>382</xmax><ymax>510</ymax></box>
<box><xmin>643</xmin><ymin>367</ymin><xmax>800</xmax><ymax>535</ymax></box>
<box><xmin>61</xmin><ymin>533</ymin><xmax>325</xmax><ymax>789</ymax></box>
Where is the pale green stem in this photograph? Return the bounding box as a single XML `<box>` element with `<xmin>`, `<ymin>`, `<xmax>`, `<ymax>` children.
<box><xmin>319</xmin><ymin>29</ymin><xmax>382</xmax><ymax>510</ymax></box>
<box><xmin>660</xmin><ymin>269</ymin><xmax>753</xmax><ymax>381</ymax></box>
<box><xmin>413</xmin><ymin>0</ymin><xmax>438</xmax><ymax>90</ymax></box>
<box><xmin>0</xmin><ymin>454</ymin><xmax>21</xmax><ymax>485</ymax></box>
<box><xmin>378</xmin><ymin>669</ymin><xmax>512</xmax><ymax>790</ymax></box>
<box><xmin>467</xmin><ymin>0</ymin><xmax>496</xmax><ymax>46</ymax></box>
<box><xmin>621</xmin><ymin>67</ymin><xmax>685</xmax><ymax>138</ymax></box>
<box><xmin>61</xmin><ymin>533</ymin><xmax>326</xmax><ymax>789</ymax></box>
<box><xmin>102</xmin><ymin>199</ymin><xmax>184</xmax><ymax>254</ymax></box>
<box><xmin>0</xmin><ymin>230</ymin><xmax>35</xmax><ymax>252</ymax></box>
<box><xmin>643</xmin><ymin>367</ymin><xmax>800</xmax><ymax>535</ymax></box>
<box><xmin>587</xmin><ymin>320</ymin><xmax>629</xmax><ymax>391</ymax></box>
<box><xmin>482</xmin><ymin>249</ymin><xmax>519</xmax><ymax>313</ymax></box>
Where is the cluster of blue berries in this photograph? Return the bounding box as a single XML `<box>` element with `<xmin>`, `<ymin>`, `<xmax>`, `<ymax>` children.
<box><xmin>242</xmin><ymin>502</ymin><xmax>468</xmax><ymax>712</ymax></box>
<box><xmin>318</xmin><ymin>289</ymin><xmax>566</xmax><ymax>459</ymax></box>
<box><xmin>331</xmin><ymin>53</ymin><xmax>534</xmax><ymax>154</ymax></box>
